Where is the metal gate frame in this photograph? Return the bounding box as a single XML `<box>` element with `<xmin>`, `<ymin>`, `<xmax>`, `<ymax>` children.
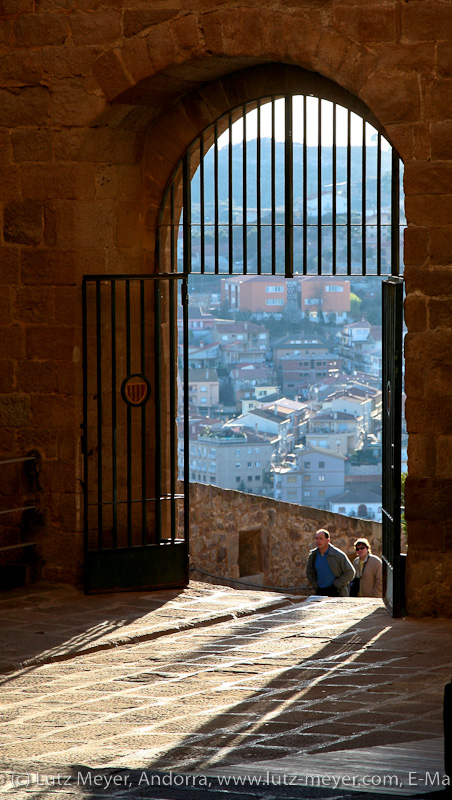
<box><xmin>382</xmin><ymin>276</ymin><xmax>404</xmax><ymax>617</ymax></box>
<box><xmin>82</xmin><ymin>273</ymin><xmax>189</xmax><ymax>594</ymax></box>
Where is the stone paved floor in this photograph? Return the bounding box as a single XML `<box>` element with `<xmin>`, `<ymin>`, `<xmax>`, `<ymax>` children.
<box><xmin>0</xmin><ymin>582</ymin><xmax>450</xmax><ymax>799</ymax></box>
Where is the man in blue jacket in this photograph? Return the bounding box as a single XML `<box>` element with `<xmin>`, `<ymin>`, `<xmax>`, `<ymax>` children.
<box><xmin>306</xmin><ymin>528</ymin><xmax>355</xmax><ymax>597</ymax></box>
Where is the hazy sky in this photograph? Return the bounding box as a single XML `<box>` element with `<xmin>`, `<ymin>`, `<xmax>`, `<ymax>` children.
<box><xmin>217</xmin><ymin>96</ymin><xmax>391</xmax><ymax>151</ymax></box>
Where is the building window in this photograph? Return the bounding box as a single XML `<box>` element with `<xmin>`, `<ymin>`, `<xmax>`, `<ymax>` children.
<box><xmin>255</xmin><ymin>461</ymin><xmax>260</xmax><ymax>467</ymax></box>
<box><xmin>200</xmin><ymin>386</ymin><xmax>207</xmax><ymax>392</ymax></box>
<box><xmin>318</xmin><ymin>461</ymin><xmax>325</xmax><ymax>468</ymax></box>
<box><xmin>255</xmin><ymin>448</ymin><xmax>260</xmax><ymax>453</ymax></box>
<box><xmin>318</xmin><ymin>475</ymin><xmax>325</xmax><ymax>482</ymax></box>
<box><xmin>265</xmin><ymin>285</ymin><xmax>284</xmax><ymax>292</ymax></box>
<box><xmin>319</xmin><ymin>489</ymin><xmax>325</xmax><ymax>497</ymax></box>
<box><xmin>255</xmin><ymin>475</ymin><xmax>260</xmax><ymax>481</ymax></box>
<box><xmin>325</xmin><ymin>285</ymin><xmax>344</xmax><ymax>292</ymax></box>
<box><xmin>235</xmin><ymin>449</ymin><xmax>241</xmax><ymax>455</ymax></box>
<box><xmin>247</xmin><ymin>476</ymin><xmax>253</xmax><ymax>482</ymax></box>
<box><xmin>247</xmin><ymin>462</ymin><xmax>252</xmax><ymax>467</ymax></box>
<box><xmin>304</xmin><ymin>462</ymin><xmax>310</xmax><ymax>469</ymax></box>
<box><xmin>339</xmin><ymin>506</ymin><xmax>346</xmax><ymax>513</ymax></box>
<box><xmin>236</xmin><ymin>463</ymin><xmax>241</xmax><ymax>469</ymax></box>
<box><xmin>288</xmin><ymin>491</ymin><xmax>297</xmax><ymax>498</ymax></box>
<box><xmin>287</xmin><ymin>476</ymin><xmax>297</xmax><ymax>483</ymax></box>
<box><xmin>304</xmin><ymin>475</ymin><xmax>311</xmax><ymax>482</ymax></box>
<box><xmin>236</xmin><ymin>477</ymin><xmax>241</xmax><ymax>483</ymax></box>
<box><xmin>265</xmin><ymin>298</ymin><xmax>284</xmax><ymax>306</ymax></box>
<box><xmin>304</xmin><ymin>490</ymin><xmax>311</xmax><ymax>497</ymax></box>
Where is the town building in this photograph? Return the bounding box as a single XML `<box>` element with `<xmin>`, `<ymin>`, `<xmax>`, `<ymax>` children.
<box><xmin>273</xmin><ymin>445</ymin><xmax>346</xmax><ymax>509</ymax></box>
<box><xmin>186</xmin><ymin>427</ymin><xmax>275</xmax><ymax>493</ymax></box>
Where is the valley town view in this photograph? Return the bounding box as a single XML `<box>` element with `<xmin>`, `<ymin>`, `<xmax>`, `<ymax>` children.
<box><xmin>178</xmin><ymin>273</ymin><xmax>406</xmax><ymax>521</ymax></box>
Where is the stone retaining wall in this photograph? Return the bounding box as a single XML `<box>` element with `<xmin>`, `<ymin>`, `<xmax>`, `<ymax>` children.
<box><xmin>189</xmin><ymin>483</ymin><xmax>384</xmax><ymax>590</ymax></box>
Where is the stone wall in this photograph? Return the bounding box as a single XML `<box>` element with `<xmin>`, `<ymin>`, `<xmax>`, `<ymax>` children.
<box><xmin>189</xmin><ymin>483</ymin><xmax>383</xmax><ymax>591</ymax></box>
<box><xmin>0</xmin><ymin>0</ymin><xmax>452</xmax><ymax>613</ymax></box>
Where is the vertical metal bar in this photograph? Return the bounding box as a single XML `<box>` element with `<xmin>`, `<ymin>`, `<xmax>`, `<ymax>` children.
<box><xmin>303</xmin><ymin>95</ymin><xmax>307</xmax><ymax>275</ymax></box>
<box><xmin>169</xmin><ymin>278</ymin><xmax>176</xmax><ymax>543</ymax></box>
<box><xmin>183</xmin><ymin>151</ymin><xmax>192</xmax><ymax>276</ymax></box>
<box><xmin>377</xmin><ymin>132</ymin><xmax>382</xmax><ymax>276</ymax></box>
<box><xmin>347</xmin><ymin>110</ymin><xmax>352</xmax><ymax>275</ymax></box>
<box><xmin>200</xmin><ymin>135</ymin><xmax>205</xmax><ymax>274</ymax></box>
<box><xmin>271</xmin><ymin>97</ymin><xmax>276</xmax><ymax>275</ymax></box>
<box><xmin>228</xmin><ymin>113</ymin><xmax>233</xmax><ymax>274</ymax></box>
<box><xmin>332</xmin><ymin>103</ymin><xmax>337</xmax><ymax>276</ymax></box>
<box><xmin>285</xmin><ymin>95</ymin><xmax>294</xmax><ymax>279</ymax></box>
<box><xmin>82</xmin><ymin>278</ymin><xmax>89</xmax><ymax>560</ymax></box>
<box><xmin>182</xmin><ymin>277</ymin><xmax>190</xmax><ymax>561</ymax></box>
<box><xmin>140</xmin><ymin>279</ymin><xmax>147</xmax><ymax>545</ymax></box>
<box><xmin>170</xmin><ymin>183</ymin><xmax>176</xmax><ymax>273</ymax></box>
<box><xmin>154</xmin><ymin>279</ymin><xmax>162</xmax><ymax>545</ymax></box>
<box><xmin>362</xmin><ymin>119</ymin><xmax>367</xmax><ymax>276</ymax></box>
<box><xmin>391</xmin><ymin>149</ymin><xmax>400</xmax><ymax>277</ymax></box>
<box><xmin>214</xmin><ymin>122</ymin><xmax>219</xmax><ymax>274</ymax></box>
<box><xmin>242</xmin><ymin>104</ymin><xmax>247</xmax><ymax>275</ymax></box>
<box><xmin>95</xmin><ymin>281</ymin><xmax>103</xmax><ymax>548</ymax></box>
<box><xmin>257</xmin><ymin>100</ymin><xmax>262</xmax><ymax>275</ymax></box>
<box><xmin>317</xmin><ymin>98</ymin><xmax>322</xmax><ymax>276</ymax></box>
<box><xmin>126</xmin><ymin>280</ymin><xmax>132</xmax><ymax>547</ymax></box>
<box><xmin>111</xmin><ymin>280</ymin><xmax>117</xmax><ymax>548</ymax></box>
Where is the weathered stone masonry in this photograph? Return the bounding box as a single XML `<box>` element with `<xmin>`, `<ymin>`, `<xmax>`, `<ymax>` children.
<box><xmin>1</xmin><ymin>1</ymin><xmax>452</xmax><ymax>615</ymax></box>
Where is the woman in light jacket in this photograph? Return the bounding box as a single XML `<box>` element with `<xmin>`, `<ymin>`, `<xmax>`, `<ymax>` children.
<box><xmin>353</xmin><ymin>538</ymin><xmax>383</xmax><ymax>598</ymax></box>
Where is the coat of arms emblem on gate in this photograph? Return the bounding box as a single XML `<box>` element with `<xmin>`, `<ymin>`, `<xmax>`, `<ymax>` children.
<box><xmin>121</xmin><ymin>374</ymin><xmax>151</xmax><ymax>407</ymax></box>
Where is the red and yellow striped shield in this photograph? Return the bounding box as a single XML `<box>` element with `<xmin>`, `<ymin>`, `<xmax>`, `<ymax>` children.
<box><xmin>121</xmin><ymin>375</ymin><xmax>151</xmax><ymax>407</ymax></box>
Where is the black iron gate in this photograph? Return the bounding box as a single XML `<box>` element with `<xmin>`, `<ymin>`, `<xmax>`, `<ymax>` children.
<box><xmin>382</xmin><ymin>276</ymin><xmax>404</xmax><ymax>617</ymax></box>
<box><xmin>82</xmin><ymin>274</ymin><xmax>189</xmax><ymax>594</ymax></box>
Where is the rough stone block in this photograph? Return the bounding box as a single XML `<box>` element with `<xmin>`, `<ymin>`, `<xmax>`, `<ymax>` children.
<box><xmin>404</xmin><ymin>161</ymin><xmax>452</xmax><ymax>196</ymax></box>
<box><xmin>404</xmin><ymin>264</ymin><xmax>452</xmax><ymax>296</ymax></box>
<box><xmin>406</xmin><ymin>551</ymin><xmax>452</xmax><ymax>617</ymax></box>
<box><xmin>92</xmin><ymin>49</ymin><xmax>133</xmax><ymax>102</ymax></box>
<box><xmin>0</xmin><ymin>395</ymin><xmax>31</xmax><ymax>427</ymax></box>
<box><xmin>20</xmin><ymin>249</ymin><xmax>76</xmax><ymax>286</ymax></box>
<box><xmin>406</xmin><ymin>396</ymin><xmax>452</xmax><ymax>435</ymax></box>
<box><xmin>429</xmin><ymin>298</ymin><xmax>452</xmax><ymax>330</ymax></box>
<box><xmin>437</xmin><ymin>41</ymin><xmax>452</xmax><ymax>77</ymax></box>
<box><xmin>0</xmin><ymin>361</ymin><xmax>13</xmax><ymax>393</ymax></box>
<box><xmin>146</xmin><ymin>22</ymin><xmax>178</xmax><ymax>72</ymax></box>
<box><xmin>0</xmin><ymin>325</ymin><xmax>25</xmax><ymax>360</ymax></box>
<box><xmin>361</xmin><ymin>75</ymin><xmax>420</xmax><ymax>124</ymax></box>
<box><xmin>403</xmin><ymin>226</ymin><xmax>429</xmax><ymax>267</ymax></box>
<box><xmin>26</xmin><ymin>326</ymin><xmax>76</xmax><ymax>361</ymax></box>
<box><xmin>69</xmin><ymin>11</ymin><xmax>121</xmax><ymax>46</ymax></box>
<box><xmin>423</xmin><ymin>79</ymin><xmax>452</xmax><ymax>122</ymax></box>
<box><xmin>405</xmin><ymin>194</ymin><xmax>452</xmax><ymax>227</ymax></box>
<box><xmin>407</xmin><ymin>433</ymin><xmax>435</xmax><ymax>477</ymax></box>
<box><xmin>0</xmin><ymin>249</ymin><xmax>20</xmax><ymax>286</ymax></box>
<box><xmin>123</xmin><ymin>9</ymin><xmax>178</xmax><ymax>39</ymax></box>
<box><xmin>31</xmin><ymin>395</ymin><xmax>75</xmax><ymax>431</ymax></box>
<box><xmin>428</xmin><ymin>229</ymin><xmax>452</xmax><ymax>266</ymax></box>
<box><xmin>332</xmin><ymin>5</ymin><xmax>396</xmax><ymax>42</ymax></box>
<box><xmin>404</xmin><ymin>360</ymin><xmax>426</xmax><ymax>399</ymax></box>
<box><xmin>405</xmin><ymin>476</ymin><xmax>452</xmax><ymax>521</ymax></box>
<box><xmin>402</xmin><ymin>2</ymin><xmax>452</xmax><ymax>42</ymax></box>
<box><xmin>53</xmin><ymin>200</ymin><xmax>116</xmax><ymax>248</ymax></box>
<box><xmin>50</xmin><ymin>78</ymin><xmax>107</xmax><ymax>127</ymax></box>
<box><xmin>431</xmin><ymin>121</ymin><xmax>452</xmax><ymax>159</ymax></box>
<box><xmin>14</xmin><ymin>12</ymin><xmax>69</xmax><ymax>47</ymax></box>
<box><xmin>20</xmin><ymin>163</ymin><xmax>96</xmax><ymax>201</ymax></box>
<box><xmin>11</xmin><ymin>130</ymin><xmax>53</xmax><ymax>163</ymax></box>
<box><xmin>404</xmin><ymin>294</ymin><xmax>428</xmax><ymax>332</ymax></box>
<box><xmin>14</xmin><ymin>287</ymin><xmax>54</xmax><ymax>324</ymax></box>
<box><xmin>16</xmin><ymin>361</ymin><xmax>58</xmax><ymax>394</ymax></box>
<box><xmin>3</xmin><ymin>200</ymin><xmax>42</xmax><ymax>245</ymax></box>
<box><xmin>435</xmin><ymin>436</ymin><xmax>452</xmax><ymax>480</ymax></box>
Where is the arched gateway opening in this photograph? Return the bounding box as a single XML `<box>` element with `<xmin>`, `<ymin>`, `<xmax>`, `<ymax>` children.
<box><xmin>82</xmin><ymin>68</ymin><xmax>405</xmax><ymax>616</ymax></box>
